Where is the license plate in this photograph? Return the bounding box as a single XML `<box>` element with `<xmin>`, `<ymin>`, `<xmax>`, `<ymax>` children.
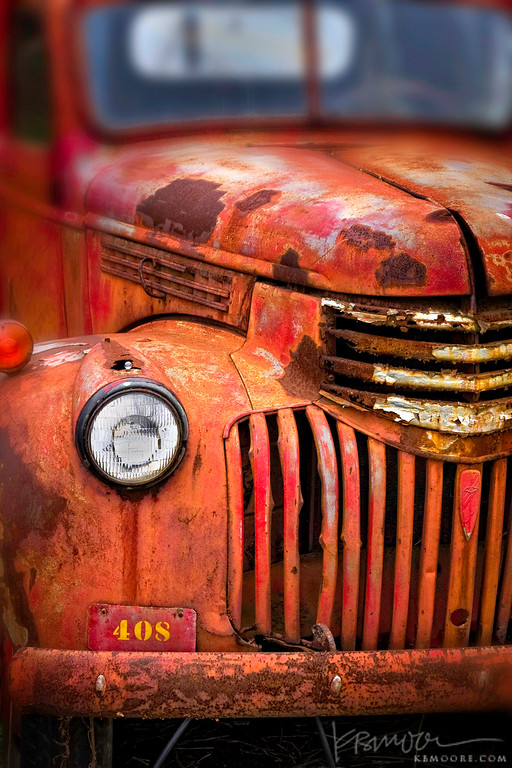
<box><xmin>88</xmin><ymin>604</ymin><xmax>196</xmax><ymax>652</ymax></box>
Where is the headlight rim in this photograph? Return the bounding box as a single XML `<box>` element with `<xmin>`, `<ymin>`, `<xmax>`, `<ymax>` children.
<box><xmin>75</xmin><ymin>378</ymin><xmax>188</xmax><ymax>489</ymax></box>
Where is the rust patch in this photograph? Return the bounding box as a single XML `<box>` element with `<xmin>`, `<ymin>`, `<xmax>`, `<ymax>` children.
<box><xmin>101</xmin><ymin>339</ymin><xmax>144</xmax><ymax>371</ymax></box>
<box><xmin>340</xmin><ymin>224</ymin><xmax>395</xmax><ymax>252</ymax></box>
<box><xmin>236</xmin><ymin>190</ymin><xmax>278</xmax><ymax>213</ymax></box>
<box><xmin>273</xmin><ymin>249</ymin><xmax>310</xmax><ymax>286</ymax></box>
<box><xmin>280</xmin><ymin>336</ymin><xmax>322</xmax><ymax>399</ymax></box>
<box><xmin>375</xmin><ymin>253</ymin><xmax>427</xmax><ymax>288</ymax></box>
<box><xmin>136</xmin><ymin>179</ymin><xmax>226</xmax><ymax>243</ymax></box>
<box><xmin>193</xmin><ymin>445</ymin><xmax>203</xmax><ymax>476</ymax></box>
<box><xmin>426</xmin><ymin>209</ymin><xmax>452</xmax><ymax>223</ymax></box>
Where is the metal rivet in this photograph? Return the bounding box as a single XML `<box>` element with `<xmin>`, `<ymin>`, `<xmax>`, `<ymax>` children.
<box><xmin>330</xmin><ymin>675</ymin><xmax>342</xmax><ymax>697</ymax></box>
<box><xmin>96</xmin><ymin>674</ymin><xmax>106</xmax><ymax>694</ymax></box>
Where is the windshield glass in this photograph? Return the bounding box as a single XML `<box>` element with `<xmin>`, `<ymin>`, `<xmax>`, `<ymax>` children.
<box><xmin>82</xmin><ymin>0</ymin><xmax>512</xmax><ymax>130</ymax></box>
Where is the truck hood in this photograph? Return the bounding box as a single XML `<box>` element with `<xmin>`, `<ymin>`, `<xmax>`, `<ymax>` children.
<box><xmin>84</xmin><ymin>138</ymin><xmax>512</xmax><ymax>298</ymax></box>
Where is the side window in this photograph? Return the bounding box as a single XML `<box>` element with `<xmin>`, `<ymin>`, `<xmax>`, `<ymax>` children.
<box><xmin>10</xmin><ymin>7</ymin><xmax>51</xmax><ymax>143</ymax></box>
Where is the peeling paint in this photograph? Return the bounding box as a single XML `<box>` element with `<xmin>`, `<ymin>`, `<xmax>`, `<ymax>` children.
<box><xmin>321</xmin><ymin>298</ymin><xmax>512</xmax><ymax>333</ymax></box>
<box><xmin>373</xmin><ymin>395</ymin><xmax>512</xmax><ymax>434</ymax></box>
<box><xmin>372</xmin><ymin>363</ymin><xmax>512</xmax><ymax>393</ymax></box>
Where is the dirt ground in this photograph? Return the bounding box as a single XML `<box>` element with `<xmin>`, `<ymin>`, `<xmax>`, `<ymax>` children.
<box><xmin>114</xmin><ymin>712</ymin><xmax>512</xmax><ymax>768</ymax></box>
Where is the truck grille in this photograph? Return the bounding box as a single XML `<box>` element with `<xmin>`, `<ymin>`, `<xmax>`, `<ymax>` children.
<box><xmin>225</xmin><ymin>406</ymin><xmax>512</xmax><ymax>650</ymax></box>
<box><xmin>321</xmin><ymin>299</ymin><xmax>512</xmax><ymax>434</ymax></box>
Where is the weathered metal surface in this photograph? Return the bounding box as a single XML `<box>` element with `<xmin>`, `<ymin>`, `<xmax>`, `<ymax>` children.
<box><xmin>327</xmin><ymin>325</ymin><xmax>512</xmax><ymax>363</ymax></box>
<box><xmin>496</xmin><ymin>500</ymin><xmax>512</xmax><ymax>644</ymax></box>
<box><xmin>85</xmin><ymin>141</ymin><xmax>471</xmax><ymax>298</ymax></box>
<box><xmin>416</xmin><ymin>461</ymin><xmax>443</xmax><ymax>649</ymax></box>
<box><xmin>101</xmin><ymin>234</ymin><xmax>233</xmax><ymax>311</ymax></box>
<box><xmin>227</xmin><ymin>402</ymin><xmax>512</xmax><ymax>652</ymax></box>
<box><xmin>477</xmin><ymin>459</ymin><xmax>507</xmax><ymax>645</ymax></box>
<box><xmin>6</xmin><ymin>129</ymin><xmax>512</xmax><ymax>343</ymax></box>
<box><xmin>322</xmin><ymin>296</ymin><xmax>512</xmax><ymax>434</ymax></box>
<box><xmin>339</xmin><ymin>146</ymin><xmax>512</xmax><ymax>297</ymax></box>
<box><xmin>249</xmin><ymin>414</ymin><xmax>272</xmax><ymax>635</ymax></box>
<box><xmin>389</xmin><ymin>453</ymin><xmax>415</xmax><ymax>650</ymax></box>
<box><xmin>322</xmin><ymin>297</ymin><xmax>512</xmax><ymax>333</ymax></box>
<box><xmin>226</xmin><ymin>426</ymin><xmax>244</xmax><ymax>629</ymax></box>
<box><xmin>231</xmin><ymin>283</ymin><xmax>323</xmax><ymax>410</ymax></box>
<box><xmin>0</xmin><ymin>320</ymin><xmax>253</xmax><ymax>654</ymax></box>
<box><xmin>322</xmin><ymin>386</ymin><xmax>512</xmax><ymax>436</ymax></box>
<box><xmin>337</xmin><ymin>423</ymin><xmax>360</xmax><ymax>651</ymax></box>
<box><xmin>444</xmin><ymin>465</ymin><xmax>482</xmax><ymax>648</ymax></box>
<box><xmin>10</xmin><ymin>646</ymin><xmax>512</xmax><ymax>718</ymax></box>
<box><xmin>362</xmin><ymin>439</ymin><xmax>386</xmax><ymax>651</ymax></box>
<box><xmin>277</xmin><ymin>409</ymin><xmax>302</xmax><ymax>644</ymax></box>
<box><xmin>320</xmin><ymin>392</ymin><xmax>512</xmax><ymax>460</ymax></box>
<box><xmin>306</xmin><ymin>406</ymin><xmax>339</xmax><ymax>629</ymax></box>
<box><xmin>349</xmin><ymin>358</ymin><xmax>512</xmax><ymax>394</ymax></box>
<box><xmin>88</xmin><ymin>229</ymin><xmax>255</xmax><ymax>337</ymax></box>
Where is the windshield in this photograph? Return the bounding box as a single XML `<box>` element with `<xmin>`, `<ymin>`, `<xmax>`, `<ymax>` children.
<box><xmin>82</xmin><ymin>0</ymin><xmax>512</xmax><ymax>131</ymax></box>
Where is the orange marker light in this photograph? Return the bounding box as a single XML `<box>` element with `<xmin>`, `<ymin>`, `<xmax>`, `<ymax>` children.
<box><xmin>0</xmin><ymin>321</ymin><xmax>33</xmax><ymax>373</ymax></box>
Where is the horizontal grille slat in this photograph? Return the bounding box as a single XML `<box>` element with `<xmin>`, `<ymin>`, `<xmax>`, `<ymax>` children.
<box><xmin>100</xmin><ymin>233</ymin><xmax>233</xmax><ymax>312</ymax></box>
<box><xmin>322</xmin><ymin>299</ymin><xmax>512</xmax><ymax>408</ymax></box>
<box><xmin>327</xmin><ymin>326</ymin><xmax>512</xmax><ymax>363</ymax></box>
<box><xmin>225</xmin><ymin>408</ymin><xmax>512</xmax><ymax>651</ymax></box>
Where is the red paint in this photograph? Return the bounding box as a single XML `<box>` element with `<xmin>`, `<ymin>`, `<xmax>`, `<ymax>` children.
<box><xmin>88</xmin><ymin>604</ymin><xmax>196</xmax><ymax>652</ymax></box>
<box><xmin>249</xmin><ymin>413</ymin><xmax>272</xmax><ymax>635</ymax></box>
<box><xmin>337</xmin><ymin>423</ymin><xmax>361</xmax><ymax>652</ymax></box>
<box><xmin>1</xmin><ymin>0</ymin><xmax>512</xmax><ymax>748</ymax></box>
<box><xmin>459</xmin><ymin>469</ymin><xmax>482</xmax><ymax>541</ymax></box>
<box><xmin>306</xmin><ymin>406</ymin><xmax>339</xmax><ymax>630</ymax></box>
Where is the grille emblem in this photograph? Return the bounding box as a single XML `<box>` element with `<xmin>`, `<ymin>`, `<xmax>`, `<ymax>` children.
<box><xmin>459</xmin><ymin>469</ymin><xmax>481</xmax><ymax>541</ymax></box>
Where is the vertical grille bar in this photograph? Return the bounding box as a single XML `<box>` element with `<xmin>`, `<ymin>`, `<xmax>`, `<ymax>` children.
<box><xmin>249</xmin><ymin>414</ymin><xmax>272</xmax><ymax>635</ymax></box>
<box><xmin>444</xmin><ymin>464</ymin><xmax>482</xmax><ymax>648</ymax></box>
<box><xmin>277</xmin><ymin>409</ymin><xmax>303</xmax><ymax>643</ymax></box>
<box><xmin>306</xmin><ymin>406</ymin><xmax>339</xmax><ymax>629</ymax></box>
<box><xmin>363</xmin><ymin>439</ymin><xmax>386</xmax><ymax>650</ymax></box>
<box><xmin>416</xmin><ymin>460</ymin><xmax>443</xmax><ymax>649</ymax></box>
<box><xmin>337</xmin><ymin>423</ymin><xmax>361</xmax><ymax>651</ymax></box>
<box><xmin>390</xmin><ymin>452</ymin><xmax>416</xmax><ymax>649</ymax></box>
<box><xmin>478</xmin><ymin>459</ymin><xmax>507</xmax><ymax>646</ymax></box>
<box><xmin>226</xmin><ymin>425</ymin><xmax>244</xmax><ymax>628</ymax></box>
<box><xmin>496</xmin><ymin>500</ymin><xmax>512</xmax><ymax>644</ymax></box>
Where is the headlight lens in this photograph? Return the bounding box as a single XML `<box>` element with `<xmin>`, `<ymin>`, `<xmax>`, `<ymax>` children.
<box><xmin>77</xmin><ymin>380</ymin><xmax>188</xmax><ymax>487</ymax></box>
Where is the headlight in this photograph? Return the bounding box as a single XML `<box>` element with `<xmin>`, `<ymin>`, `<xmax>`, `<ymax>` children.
<box><xmin>76</xmin><ymin>379</ymin><xmax>188</xmax><ymax>487</ymax></box>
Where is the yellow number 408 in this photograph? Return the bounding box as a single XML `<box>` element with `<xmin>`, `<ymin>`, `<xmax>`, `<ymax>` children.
<box><xmin>113</xmin><ymin>619</ymin><xmax>171</xmax><ymax>642</ymax></box>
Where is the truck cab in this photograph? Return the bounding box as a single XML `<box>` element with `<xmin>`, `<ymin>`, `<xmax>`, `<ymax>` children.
<box><xmin>2</xmin><ymin>0</ymin><xmax>512</xmax><ymax>764</ymax></box>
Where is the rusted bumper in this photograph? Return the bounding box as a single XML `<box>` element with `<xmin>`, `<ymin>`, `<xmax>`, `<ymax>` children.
<box><xmin>10</xmin><ymin>646</ymin><xmax>512</xmax><ymax>718</ymax></box>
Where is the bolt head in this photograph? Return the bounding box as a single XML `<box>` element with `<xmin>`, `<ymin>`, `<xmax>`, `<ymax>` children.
<box><xmin>330</xmin><ymin>674</ymin><xmax>342</xmax><ymax>697</ymax></box>
<box><xmin>96</xmin><ymin>674</ymin><xmax>106</xmax><ymax>694</ymax></box>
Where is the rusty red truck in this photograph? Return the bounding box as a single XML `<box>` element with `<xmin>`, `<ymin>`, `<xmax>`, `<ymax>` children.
<box><xmin>2</xmin><ymin>0</ymin><xmax>512</xmax><ymax>764</ymax></box>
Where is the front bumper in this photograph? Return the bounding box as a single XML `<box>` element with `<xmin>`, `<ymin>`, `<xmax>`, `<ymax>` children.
<box><xmin>10</xmin><ymin>646</ymin><xmax>512</xmax><ymax>718</ymax></box>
